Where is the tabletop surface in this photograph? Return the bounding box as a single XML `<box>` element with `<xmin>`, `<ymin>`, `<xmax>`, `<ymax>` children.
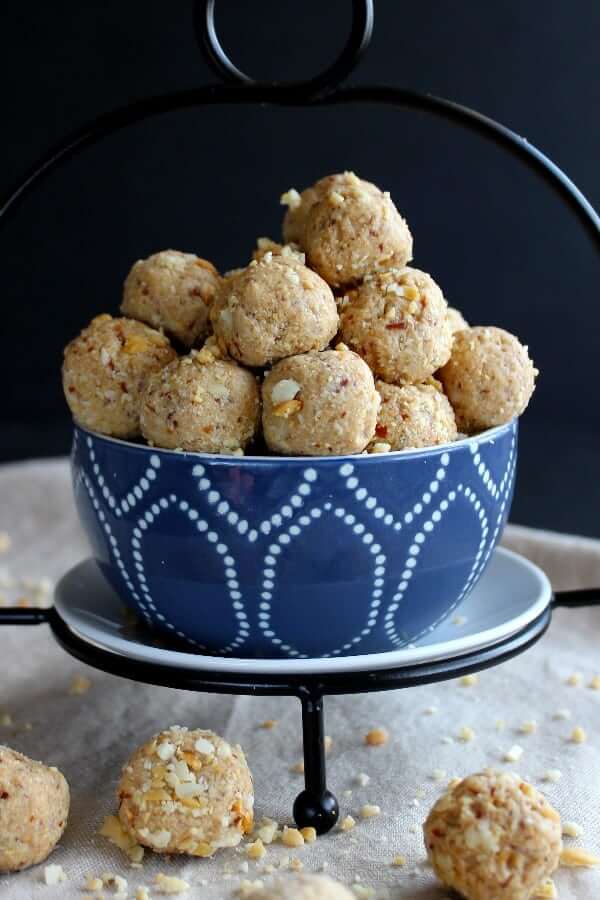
<box><xmin>0</xmin><ymin>458</ymin><xmax>599</xmax><ymax>899</ymax></box>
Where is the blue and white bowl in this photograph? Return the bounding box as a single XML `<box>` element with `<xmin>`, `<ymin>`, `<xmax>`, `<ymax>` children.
<box><xmin>71</xmin><ymin>420</ymin><xmax>517</xmax><ymax>659</ymax></box>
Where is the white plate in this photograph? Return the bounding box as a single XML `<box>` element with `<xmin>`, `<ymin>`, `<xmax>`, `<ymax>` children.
<box><xmin>54</xmin><ymin>548</ymin><xmax>552</xmax><ymax>675</ymax></box>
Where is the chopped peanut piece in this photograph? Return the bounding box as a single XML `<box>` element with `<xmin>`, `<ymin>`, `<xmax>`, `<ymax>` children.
<box><xmin>504</xmin><ymin>745</ymin><xmax>524</xmax><ymax>763</ymax></box>
<box><xmin>289</xmin><ymin>857</ymin><xmax>303</xmax><ymax>871</ymax></box>
<box><xmin>566</xmin><ymin>673</ymin><xmax>582</xmax><ymax>686</ymax></box>
<box><xmin>365</xmin><ymin>727</ymin><xmax>389</xmax><ymax>746</ymax></box>
<box><xmin>339</xmin><ymin>815</ymin><xmax>356</xmax><ymax>832</ymax></box>
<box><xmin>260</xmin><ymin>719</ymin><xmax>277</xmax><ymax>730</ymax></box>
<box><xmin>589</xmin><ymin>675</ymin><xmax>600</xmax><ymax>690</ymax></box>
<box><xmin>519</xmin><ymin>720</ymin><xmax>538</xmax><ymax>734</ymax></box>
<box><xmin>570</xmin><ymin>726</ymin><xmax>587</xmax><ymax>743</ymax></box>
<box><xmin>534</xmin><ymin>878</ymin><xmax>557</xmax><ymax>899</ymax></box>
<box><xmin>457</xmin><ymin>726</ymin><xmax>475</xmax><ymax>742</ymax></box>
<box><xmin>392</xmin><ymin>855</ymin><xmax>407</xmax><ymax>867</ymax></box>
<box><xmin>154</xmin><ymin>873</ymin><xmax>191</xmax><ymax>893</ymax></box>
<box><xmin>272</xmin><ymin>399</ymin><xmax>303</xmax><ymax>418</ymax></box>
<box><xmin>290</xmin><ymin>760</ymin><xmax>304</xmax><ymax>774</ymax></box>
<box><xmin>281</xmin><ymin>827</ymin><xmax>304</xmax><ymax>848</ymax></box>
<box><xmin>562</xmin><ymin>821</ymin><xmax>584</xmax><ymax>838</ymax></box>
<box><xmin>324</xmin><ymin>735</ymin><xmax>333</xmax><ymax>753</ymax></box>
<box><xmin>543</xmin><ymin>769</ymin><xmax>563</xmax><ymax>783</ymax></box>
<box><xmin>560</xmin><ymin>847</ymin><xmax>600</xmax><ymax>867</ymax></box>
<box><xmin>459</xmin><ymin>674</ymin><xmax>478</xmax><ymax>687</ymax></box>
<box><xmin>69</xmin><ymin>674</ymin><xmax>92</xmax><ymax>695</ymax></box>
<box><xmin>300</xmin><ymin>827</ymin><xmax>317</xmax><ymax>843</ymax></box>
<box><xmin>246</xmin><ymin>838</ymin><xmax>266</xmax><ymax>860</ymax></box>
<box><xmin>360</xmin><ymin>804</ymin><xmax>381</xmax><ymax>819</ymax></box>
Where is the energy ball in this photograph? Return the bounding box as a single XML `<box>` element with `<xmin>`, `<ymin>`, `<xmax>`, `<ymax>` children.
<box><xmin>210</xmin><ymin>255</ymin><xmax>338</xmax><ymax>367</ymax></box>
<box><xmin>140</xmin><ymin>350</ymin><xmax>260</xmax><ymax>454</ymax></box>
<box><xmin>447</xmin><ymin>306</ymin><xmax>469</xmax><ymax>334</ymax></box>
<box><xmin>375</xmin><ymin>380</ymin><xmax>457</xmax><ymax>450</ymax></box>
<box><xmin>0</xmin><ymin>746</ymin><xmax>69</xmax><ymax>873</ymax></box>
<box><xmin>262</xmin><ymin>347</ymin><xmax>379</xmax><ymax>456</ymax></box>
<box><xmin>241</xmin><ymin>873</ymin><xmax>354</xmax><ymax>899</ymax></box>
<box><xmin>62</xmin><ymin>315</ymin><xmax>176</xmax><ymax>438</ymax></box>
<box><xmin>438</xmin><ymin>326</ymin><xmax>537</xmax><ymax>433</ymax></box>
<box><xmin>117</xmin><ymin>726</ymin><xmax>253</xmax><ymax>857</ymax></box>
<box><xmin>339</xmin><ymin>267</ymin><xmax>452</xmax><ymax>385</ymax></box>
<box><xmin>424</xmin><ymin>770</ymin><xmax>562</xmax><ymax>900</ymax></box>
<box><xmin>300</xmin><ymin>172</ymin><xmax>413</xmax><ymax>287</ymax></box>
<box><xmin>121</xmin><ymin>250</ymin><xmax>220</xmax><ymax>348</ymax></box>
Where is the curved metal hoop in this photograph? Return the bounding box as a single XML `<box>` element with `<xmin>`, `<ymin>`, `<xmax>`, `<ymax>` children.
<box><xmin>1</xmin><ymin>84</ymin><xmax>599</xmax><ymax>252</ymax></box>
<box><xmin>194</xmin><ymin>0</ymin><xmax>374</xmax><ymax>96</ymax></box>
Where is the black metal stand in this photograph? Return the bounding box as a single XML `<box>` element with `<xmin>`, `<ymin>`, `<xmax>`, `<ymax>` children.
<box><xmin>0</xmin><ymin>598</ymin><xmax>559</xmax><ymax>832</ymax></box>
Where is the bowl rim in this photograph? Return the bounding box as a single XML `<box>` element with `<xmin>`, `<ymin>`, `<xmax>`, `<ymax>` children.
<box><xmin>73</xmin><ymin>417</ymin><xmax>517</xmax><ymax>465</ymax></box>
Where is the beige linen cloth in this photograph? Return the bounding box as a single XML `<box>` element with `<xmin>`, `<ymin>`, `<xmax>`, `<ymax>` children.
<box><xmin>0</xmin><ymin>459</ymin><xmax>599</xmax><ymax>899</ymax></box>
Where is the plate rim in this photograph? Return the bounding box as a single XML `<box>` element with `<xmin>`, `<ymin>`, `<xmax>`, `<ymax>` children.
<box><xmin>54</xmin><ymin>547</ymin><xmax>552</xmax><ymax>676</ymax></box>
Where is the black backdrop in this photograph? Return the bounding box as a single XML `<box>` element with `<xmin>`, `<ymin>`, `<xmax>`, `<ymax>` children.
<box><xmin>2</xmin><ymin>1</ymin><xmax>599</xmax><ymax>535</ymax></box>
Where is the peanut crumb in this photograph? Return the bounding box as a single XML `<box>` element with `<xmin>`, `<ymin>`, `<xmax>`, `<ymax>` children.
<box><xmin>392</xmin><ymin>855</ymin><xmax>407</xmax><ymax>867</ymax></box>
<box><xmin>431</xmin><ymin>768</ymin><xmax>446</xmax><ymax>782</ymax></box>
<box><xmin>300</xmin><ymin>826</ymin><xmax>317</xmax><ymax>843</ymax></box>
<box><xmin>324</xmin><ymin>735</ymin><xmax>333</xmax><ymax>753</ymax></box>
<box><xmin>355</xmin><ymin>772</ymin><xmax>370</xmax><ymax>787</ymax></box>
<box><xmin>289</xmin><ymin>857</ymin><xmax>303</xmax><ymax>871</ymax></box>
<box><xmin>272</xmin><ymin>398</ymin><xmax>303</xmax><ymax>418</ymax></box>
<box><xmin>86</xmin><ymin>877</ymin><xmax>104</xmax><ymax>891</ymax></box>
<box><xmin>543</xmin><ymin>769</ymin><xmax>562</xmax><ymax>783</ymax></box>
<box><xmin>136</xmin><ymin>889</ymin><xmax>151</xmax><ymax>900</ymax></box>
<box><xmin>562</xmin><ymin>821</ymin><xmax>584</xmax><ymax>838</ymax></box>
<box><xmin>365</xmin><ymin>727</ymin><xmax>389</xmax><ymax>746</ymax></box>
<box><xmin>360</xmin><ymin>804</ymin><xmax>381</xmax><ymax>819</ymax></box>
<box><xmin>259</xmin><ymin>719</ymin><xmax>277</xmax><ymax>730</ymax></box>
<box><xmin>154</xmin><ymin>873</ymin><xmax>190</xmax><ymax>894</ymax></box>
<box><xmin>533</xmin><ymin>878</ymin><xmax>557</xmax><ymax>899</ymax></box>
<box><xmin>0</xmin><ymin>532</ymin><xmax>11</xmax><ymax>553</ymax></box>
<box><xmin>452</xmin><ymin>614</ymin><xmax>467</xmax><ymax>625</ymax></box>
<box><xmin>589</xmin><ymin>675</ymin><xmax>600</xmax><ymax>690</ymax></box>
<box><xmin>280</xmin><ymin>188</ymin><xmax>301</xmax><ymax>209</ymax></box>
<box><xmin>340</xmin><ymin>815</ymin><xmax>356</xmax><ymax>832</ymax></box>
<box><xmin>281</xmin><ymin>827</ymin><xmax>304</xmax><ymax>848</ymax></box>
<box><xmin>246</xmin><ymin>838</ymin><xmax>266</xmax><ymax>860</ymax></box>
<box><xmin>457</xmin><ymin>726</ymin><xmax>475</xmax><ymax>742</ymax></box>
<box><xmin>566</xmin><ymin>672</ymin><xmax>582</xmax><ymax>687</ymax></box>
<box><xmin>459</xmin><ymin>674</ymin><xmax>478</xmax><ymax>687</ymax></box>
<box><xmin>504</xmin><ymin>744</ymin><xmax>524</xmax><ymax>763</ymax></box>
<box><xmin>69</xmin><ymin>674</ymin><xmax>92</xmax><ymax>695</ymax></box>
<box><xmin>519</xmin><ymin>720</ymin><xmax>538</xmax><ymax>734</ymax></box>
<box><xmin>290</xmin><ymin>760</ymin><xmax>304</xmax><ymax>774</ymax></box>
<box><xmin>369</xmin><ymin>442</ymin><xmax>392</xmax><ymax>454</ymax></box>
<box><xmin>553</xmin><ymin>708</ymin><xmax>571</xmax><ymax>720</ymax></box>
<box><xmin>335</xmin><ymin>342</ymin><xmax>350</xmax><ymax>352</ymax></box>
<box><xmin>43</xmin><ymin>865</ymin><xmax>67</xmax><ymax>885</ymax></box>
<box><xmin>423</xmin><ymin>706</ymin><xmax>438</xmax><ymax>715</ymax></box>
<box><xmin>560</xmin><ymin>847</ymin><xmax>600</xmax><ymax>867</ymax></box>
<box><xmin>570</xmin><ymin>726</ymin><xmax>587</xmax><ymax>743</ymax></box>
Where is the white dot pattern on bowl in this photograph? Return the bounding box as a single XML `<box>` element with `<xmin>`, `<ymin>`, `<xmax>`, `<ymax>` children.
<box><xmin>80</xmin><ymin>429</ymin><xmax>516</xmax><ymax>658</ymax></box>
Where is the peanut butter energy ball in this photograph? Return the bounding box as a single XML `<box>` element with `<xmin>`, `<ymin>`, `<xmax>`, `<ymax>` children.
<box><xmin>262</xmin><ymin>347</ymin><xmax>379</xmax><ymax>456</ymax></box>
<box><xmin>140</xmin><ymin>349</ymin><xmax>260</xmax><ymax>454</ymax></box>
<box><xmin>375</xmin><ymin>381</ymin><xmax>457</xmax><ymax>450</ymax></box>
<box><xmin>424</xmin><ymin>770</ymin><xmax>562</xmax><ymax>900</ymax></box>
<box><xmin>298</xmin><ymin>172</ymin><xmax>413</xmax><ymax>287</ymax></box>
<box><xmin>439</xmin><ymin>326</ymin><xmax>537</xmax><ymax>433</ymax></box>
<box><xmin>117</xmin><ymin>726</ymin><xmax>253</xmax><ymax>857</ymax></box>
<box><xmin>122</xmin><ymin>250</ymin><xmax>220</xmax><ymax>348</ymax></box>
<box><xmin>447</xmin><ymin>306</ymin><xmax>469</xmax><ymax>334</ymax></box>
<box><xmin>241</xmin><ymin>873</ymin><xmax>354</xmax><ymax>899</ymax></box>
<box><xmin>62</xmin><ymin>315</ymin><xmax>176</xmax><ymax>438</ymax></box>
<box><xmin>0</xmin><ymin>746</ymin><xmax>69</xmax><ymax>873</ymax></box>
<box><xmin>339</xmin><ymin>267</ymin><xmax>452</xmax><ymax>385</ymax></box>
<box><xmin>210</xmin><ymin>255</ymin><xmax>338</xmax><ymax>367</ymax></box>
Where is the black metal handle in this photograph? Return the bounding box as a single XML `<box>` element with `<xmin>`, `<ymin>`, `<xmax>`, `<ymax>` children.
<box><xmin>0</xmin><ymin>607</ymin><xmax>52</xmax><ymax>625</ymax></box>
<box><xmin>194</xmin><ymin>0</ymin><xmax>373</xmax><ymax>97</ymax></box>
<box><xmin>553</xmin><ymin>589</ymin><xmax>600</xmax><ymax>609</ymax></box>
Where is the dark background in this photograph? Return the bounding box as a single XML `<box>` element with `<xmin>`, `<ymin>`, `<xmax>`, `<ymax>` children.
<box><xmin>1</xmin><ymin>1</ymin><xmax>598</xmax><ymax>535</ymax></box>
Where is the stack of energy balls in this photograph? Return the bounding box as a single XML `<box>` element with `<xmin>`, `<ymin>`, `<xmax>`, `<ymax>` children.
<box><xmin>62</xmin><ymin>172</ymin><xmax>537</xmax><ymax>456</ymax></box>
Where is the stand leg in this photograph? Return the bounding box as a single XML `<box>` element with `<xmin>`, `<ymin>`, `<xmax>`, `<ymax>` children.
<box><xmin>292</xmin><ymin>693</ymin><xmax>339</xmax><ymax>834</ymax></box>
